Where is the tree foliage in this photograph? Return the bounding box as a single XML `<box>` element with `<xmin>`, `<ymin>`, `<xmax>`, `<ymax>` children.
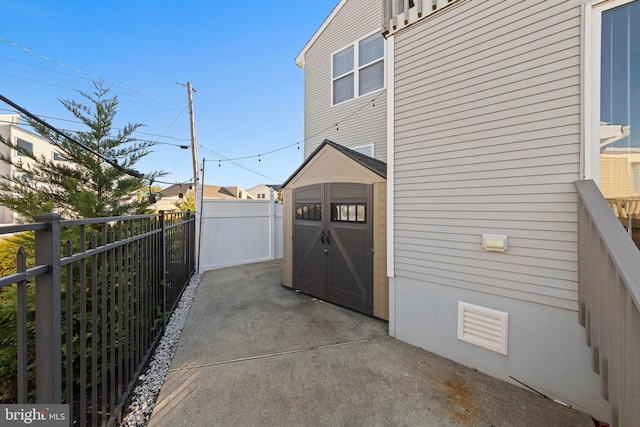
<box><xmin>174</xmin><ymin>190</ymin><xmax>196</xmax><ymax>212</ymax></box>
<box><xmin>0</xmin><ymin>80</ymin><xmax>163</xmax><ymax>221</ymax></box>
<box><xmin>0</xmin><ymin>81</ymin><xmax>165</xmax><ymax>404</ymax></box>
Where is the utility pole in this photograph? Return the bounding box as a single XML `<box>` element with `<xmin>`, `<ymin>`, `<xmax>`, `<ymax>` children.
<box><xmin>186</xmin><ymin>81</ymin><xmax>200</xmax><ymax>186</ymax></box>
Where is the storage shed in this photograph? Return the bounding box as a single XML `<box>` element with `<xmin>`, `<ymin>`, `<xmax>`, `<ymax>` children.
<box><xmin>282</xmin><ymin>140</ymin><xmax>388</xmax><ymax>320</ymax></box>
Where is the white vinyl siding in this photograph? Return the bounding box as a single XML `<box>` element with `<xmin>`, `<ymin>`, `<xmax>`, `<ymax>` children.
<box><xmin>393</xmin><ymin>0</ymin><xmax>582</xmax><ymax>310</ymax></box>
<box><xmin>303</xmin><ymin>0</ymin><xmax>387</xmax><ymax>162</ymax></box>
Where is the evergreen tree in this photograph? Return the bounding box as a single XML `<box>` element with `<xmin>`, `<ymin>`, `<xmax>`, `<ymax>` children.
<box><xmin>0</xmin><ymin>80</ymin><xmax>163</xmax><ymax>221</ymax></box>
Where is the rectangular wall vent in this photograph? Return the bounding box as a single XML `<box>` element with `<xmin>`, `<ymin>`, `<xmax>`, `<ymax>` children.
<box><xmin>457</xmin><ymin>301</ymin><xmax>509</xmax><ymax>356</ymax></box>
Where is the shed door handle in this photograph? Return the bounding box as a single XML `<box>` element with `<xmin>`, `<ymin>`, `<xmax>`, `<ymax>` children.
<box><xmin>320</xmin><ymin>230</ymin><xmax>325</xmax><ymax>244</ymax></box>
<box><xmin>327</xmin><ymin>230</ymin><xmax>331</xmax><ymax>245</ymax></box>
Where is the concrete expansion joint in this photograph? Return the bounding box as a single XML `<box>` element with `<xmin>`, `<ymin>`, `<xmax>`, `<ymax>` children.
<box><xmin>168</xmin><ymin>335</ymin><xmax>390</xmax><ymax>373</ymax></box>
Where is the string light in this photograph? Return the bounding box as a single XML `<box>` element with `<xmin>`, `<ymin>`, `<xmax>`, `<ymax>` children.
<box><xmin>201</xmin><ymin>91</ymin><xmax>383</xmax><ymax>167</ymax></box>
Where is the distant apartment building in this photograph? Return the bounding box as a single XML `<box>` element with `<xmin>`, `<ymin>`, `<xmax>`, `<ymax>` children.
<box><xmin>0</xmin><ymin>114</ymin><xmax>70</xmax><ymax>224</ymax></box>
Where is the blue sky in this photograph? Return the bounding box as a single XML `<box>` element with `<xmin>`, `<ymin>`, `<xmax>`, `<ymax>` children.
<box><xmin>0</xmin><ymin>0</ymin><xmax>338</xmax><ymax>190</ymax></box>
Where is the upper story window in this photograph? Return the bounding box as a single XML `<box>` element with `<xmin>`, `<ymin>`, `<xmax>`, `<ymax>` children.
<box><xmin>332</xmin><ymin>31</ymin><xmax>384</xmax><ymax>106</ymax></box>
<box><xmin>53</xmin><ymin>152</ymin><xmax>69</xmax><ymax>162</ymax></box>
<box><xmin>16</xmin><ymin>138</ymin><xmax>33</xmax><ymax>156</ymax></box>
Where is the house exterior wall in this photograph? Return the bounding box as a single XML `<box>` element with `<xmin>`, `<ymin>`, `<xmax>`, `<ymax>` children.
<box><xmin>247</xmin><ymin>184</ymin><xmax>278</xmax><ymax>200</ymax></box>
<box><xmin>301</xmin><ymin>0</ymin><xmax>387</xmax><ymax>161</ymax></box>
<box><xmin>390</xmin><ymin>0</ymin><xmax>608</xmax><ymax>419</ymax></box>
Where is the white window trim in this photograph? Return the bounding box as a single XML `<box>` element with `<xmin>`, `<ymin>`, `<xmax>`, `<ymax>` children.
<box><xmin>352</xmin><ymin>143</ymin><xmax>375</xmax><ymax>158</ymax></box>
<box><xmin>583</xmin><ymin>0</ymin><xmax>637</xmax><ymax>183</ymax></box>
<box><xmin>330</xmin><ymin>29</ymin><xmax>386</xmax><ymax>107</ymax></box>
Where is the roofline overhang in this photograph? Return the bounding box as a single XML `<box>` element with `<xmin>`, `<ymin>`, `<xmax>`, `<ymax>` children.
<box><xmin>295</xmin><ymin>0</ymin><xmax>348</xmax><ymax>68</ymax></box>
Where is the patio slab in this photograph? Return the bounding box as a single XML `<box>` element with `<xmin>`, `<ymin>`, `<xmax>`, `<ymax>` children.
<box><xmin>149</xmin><ymin>260</ymin><xmax>593</xmax><ymax>426</ymax></box>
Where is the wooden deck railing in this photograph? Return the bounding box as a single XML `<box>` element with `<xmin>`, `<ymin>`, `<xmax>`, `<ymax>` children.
<box><xmin>382</xmin><ymin>0</ymin><xmax>459</xmax><ymax>36</ymax></box>
<box><xmin>575</xmin><ymin>179</ymin><xmax>640</xmax><ymax>426</ymax></box>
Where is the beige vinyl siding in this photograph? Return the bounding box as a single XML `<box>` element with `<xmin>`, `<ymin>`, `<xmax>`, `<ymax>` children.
<box><xmin>303</xmin><ymin>0</ymin><xmax>387</xmax><ymax>162</ymax></box>
<box><xmin>282</xmin><ymin>187</ymin><xmax>293</xmax><ymax>288</ymax></box>
<box><xmin>373</xmin><ymin>181</ymin><xmax>388</xmax><ymax>319</ymax></box>
<box><xmin>393</xmin><ymin>0</ymin><xmax>582</xmax><ymax>310</ymax></box>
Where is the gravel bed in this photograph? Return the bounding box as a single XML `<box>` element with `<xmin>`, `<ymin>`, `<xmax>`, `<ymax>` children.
<box><xmin>119</xmin><ymin>273</ymin><xmax>201</xmax><ymax>427</ymax></box>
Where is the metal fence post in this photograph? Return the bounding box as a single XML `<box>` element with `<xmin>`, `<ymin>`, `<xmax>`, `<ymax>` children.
<box><xmin>186</xmin><ymin>210</ymin><xmax>192</xmax><ymax>273</ymax></box>
<box><xmin>159</xmin><ymin>212</ymin><xmax>167</xmax><ymax>315</ymax></box>
<box><xmin>33</xmin><ymin>212</ymin><xmax>62</xmax><ymax>403</ymax></box>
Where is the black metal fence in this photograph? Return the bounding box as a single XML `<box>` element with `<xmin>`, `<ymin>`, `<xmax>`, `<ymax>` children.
<box><xmin>0</xmin><ymin>211</ymin><xmax>196</xmax><ymax>426</ymax></box>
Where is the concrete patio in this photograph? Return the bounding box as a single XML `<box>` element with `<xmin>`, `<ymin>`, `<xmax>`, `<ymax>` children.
<box><xmin>148</xmin><ymin>260</ymin><xmax>593</xmax><ymax>426</ymax></box>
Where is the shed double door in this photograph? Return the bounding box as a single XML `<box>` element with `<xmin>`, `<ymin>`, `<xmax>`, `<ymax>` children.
<box><xmin>293</xmin><ymin>183</ymin><xmax>373</xmax><ymax>315</ymax></box>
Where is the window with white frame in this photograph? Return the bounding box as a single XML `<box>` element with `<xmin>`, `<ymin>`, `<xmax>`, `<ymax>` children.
<box><xmin>352</xmin><ymin>144</ymin><xmax>374</xmax><ymax>158</ymax></box>
<box><xmin>332</xmin><ymin>31</ymin><xmax>384</xmax><ymax>105</ymax></box>
<box><xmin>16</xmin><ymin>138</ymin><xmax>33</xmax><ymax>156</ymax></box>
<box><xmin>590</xmin><ymin>0</ymin><xmax>640</xmax><ymax>244</ymax></box>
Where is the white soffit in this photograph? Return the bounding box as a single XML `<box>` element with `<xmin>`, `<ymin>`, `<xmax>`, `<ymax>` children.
<box><xmin>457</xmin><ymin>301</ymin><xmax>509</xmax><ymax>356</ymax></box>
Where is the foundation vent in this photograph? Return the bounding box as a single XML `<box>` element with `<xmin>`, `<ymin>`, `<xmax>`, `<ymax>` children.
<box><xmin>457</xmin><ymin>302</ymin><xmax>509</xmax><ymax>356</ymax></box>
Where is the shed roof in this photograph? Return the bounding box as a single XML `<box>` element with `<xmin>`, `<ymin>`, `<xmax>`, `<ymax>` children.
<box><xmin>282</xmin><ymin>139</ymin><xmax>386</xmax><ymax>188</ymax></box>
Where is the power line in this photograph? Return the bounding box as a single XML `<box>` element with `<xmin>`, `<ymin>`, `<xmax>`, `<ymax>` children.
<box><xmin>0</xmin><ymin>36</ymin><xmax>183</xmax><ymax>104</ymax></box>
<box><xmin>199</xmin><ymin>146</ymin><xmax>280</xmax><ymax>182</ymax></box>
<box><xmin>0</xmin><ymin>93</ymin><xmax>143</xmax><ymax>179</ymax></box>
<box><xmin>3</xmin><ymin>89</ymin><xmax>383</xmax><ymax>179</ymax></box>
<box><xmin>0</xmin><ymin>56</ymin><xmax>182</xmax><ymax>108</ymax></box>
<box><xmin>2</xmin><ymin>69</ymin><xmax>383</xmax><ymax>182</ymax></box>
<box><xmin>0</xmin><ymin>55</ymin><xmax>91</xmax><ymax>81</ymax></box>
<box><xmin>0</xmin><ymin>71</ymin><xmax>183</xmax><ymax>112</ymax></box>
<box><xmin>0</xmin><ymin>107</ymin><xmax>190</xmax><ymax>142</ymax></box>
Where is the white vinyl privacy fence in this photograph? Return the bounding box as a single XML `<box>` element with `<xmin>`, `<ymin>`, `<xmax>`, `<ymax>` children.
<box><xmin>197</xmin><ymin>191</ymin><xmax>283</xmax><ymax>272</ymax></box>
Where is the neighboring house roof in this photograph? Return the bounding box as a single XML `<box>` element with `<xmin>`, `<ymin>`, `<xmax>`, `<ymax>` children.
<box><xmin>247</xmin><ymin>183</ymin><xmax>283</xmax><ymax>193</ymax></box>
<box><xmin>296</xmin><ymin>0</ymin><xmax>348</xmax><ymax>67</ymax></box>
<box><xmin>282</xmin><ymin>139</ymin><xmax>387</xmax><ymax>187</ymax></box>
<box><xmin>160</xmin><ymin>184</ymin><xmax>240</xmax><ymax>199</ymax></box>
<box><xmin>161</xmin><ymin>183</ymin><xmax>195</xmax><ymax>197</ymax></box>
